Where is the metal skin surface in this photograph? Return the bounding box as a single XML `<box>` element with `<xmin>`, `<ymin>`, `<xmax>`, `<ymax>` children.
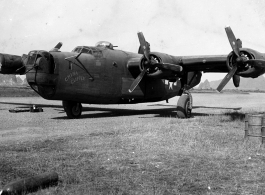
<box><xmin>1</xmin><ymin>27</ymin><xmax>265</xmax><ymax>118</ymax></box>
<box><xmin>23</xmin><ymin>47</ymin><xmax>202</xmax><ymax>104</ymax></box>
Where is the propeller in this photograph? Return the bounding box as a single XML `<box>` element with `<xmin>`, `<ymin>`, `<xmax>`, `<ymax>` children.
<box><xmin>128</xmin><ymin>69</ymin><xmax>147</xmax><ymax>93</ymax></box>
<box><xmin>137</xmin><ymin>32</ymin><xmax>150</xmax><ymax>63</ymax></box>
<box><xmin>216</xmin><ymin>66</ymin><xmax>237</xmax><ymax>92</ymax></box>
<box><xmin>54</xmin><ymin>42</ymin><xmax>63</xmax><ymax>50</ymax></box>
<box><xmin>216</xmin><ymin>27</ymin><xmax>243</xmax><ymax>92</ymax></box>
<box><xmin>217</xmin><ymin>26</ymin><xmax>265</xmax><ymax>91</ymax></box>
<box><xmin>50</xmin><ymin>42</ymin><xmax>63</xmax><ymax>52</ymax></box>
<box><xmin>128</xmin><ymin>32</ymin><xmax>152</xmax><ymax>93</ymax></box>
<box><xmin>129</xmin><ymin>32</ymin><xmax>183</xmax><ymax>93</ymax></box>
<box><xmin>233</xmin><ymin>75</ymin><xmax>240</xmax><ymax>88</ymax></box>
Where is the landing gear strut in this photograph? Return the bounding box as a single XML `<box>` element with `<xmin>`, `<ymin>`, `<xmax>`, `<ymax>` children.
<box><xmin>62</xmin><ymin>101</ymin><xmax>82</xmax><ymax>119</ymax></box>
<box><xmin>176</xmin><ymin>90</ymin><xmax>192</xmax><ymax>118</ymax></box>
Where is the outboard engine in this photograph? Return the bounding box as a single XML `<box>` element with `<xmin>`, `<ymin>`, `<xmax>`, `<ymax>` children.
<box><xmin>226</xmin><ymin>49</ymin><xmax>259</xmax><ymax>78</ymax></box>
<box><xmin>217</xmin><ymin>26</ymin><xmax>265</xmax><ymax>92</ymax></box>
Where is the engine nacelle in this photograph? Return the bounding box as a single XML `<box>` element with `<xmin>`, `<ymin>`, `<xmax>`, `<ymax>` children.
<box><xmin>0</xmin><ymin>53</ymin><xmax>25</xmax><ymax>74</ymax></box>
<box><xmin>139</xmin><ymin>52</ymin><xmax>181</xmax><ymax>79</ymax></box>
<box><xmin>226</xmin><ymin>48</ymin><xmax>265</xmax><ymax>78</ymax></box>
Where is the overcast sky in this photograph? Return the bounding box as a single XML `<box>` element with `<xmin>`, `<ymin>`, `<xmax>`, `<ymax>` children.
<box><xmin>1</xmin><ymin>0</ymin><xmax>265</xmax><ymax>81</ymax></box>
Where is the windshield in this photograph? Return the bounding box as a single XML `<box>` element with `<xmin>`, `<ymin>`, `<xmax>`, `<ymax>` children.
<box><xmin>27</xmin><ymin>51</ymin><xmax>37</xmax><ymax>65</ymax></box>
<box><xmin>72</xmin><ymin>46</ymin><xmax>103</xmax><ymax>58</ymax></box>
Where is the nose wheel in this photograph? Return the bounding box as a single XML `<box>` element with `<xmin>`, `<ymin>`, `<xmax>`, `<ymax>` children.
<box><xmin>62</xmin><ymin>101</ymin><xmax>82</xmax><ymax>119</ymax></box>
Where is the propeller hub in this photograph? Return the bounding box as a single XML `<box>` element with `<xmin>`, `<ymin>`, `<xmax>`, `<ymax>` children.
<box><xmin>236</xmin><ymin>55</ymin><xmax>248</xmax><ymax>63</ymax></box>
<box><xmin>139</xmin><ymin>54</ymin><xmax>161</xmax><ymax>73</ymax></box>
<box><xmin>236</xmin><ymin>56</ymin><xmax>245</xmax><ymax>65</ymax></box>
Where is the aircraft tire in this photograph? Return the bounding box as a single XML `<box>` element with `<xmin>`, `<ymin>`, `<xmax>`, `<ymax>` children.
<box><xmin>62</xmin><ymin>101</ymin><xmax>82</xmax><ymax>119</ymax></box>
<box><xmin>176</xmin><ymin>94</ymin><xmax>191</xmax><ymax>118</ymax></box>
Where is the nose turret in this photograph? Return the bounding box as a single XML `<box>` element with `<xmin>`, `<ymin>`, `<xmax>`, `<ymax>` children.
<box><xmin>26</xmin><ymin>50</ymin><xmax>58</xmax><ymax>99</ymax></box>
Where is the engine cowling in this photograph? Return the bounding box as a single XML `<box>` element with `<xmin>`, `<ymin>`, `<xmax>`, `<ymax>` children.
<box><xmin>139</xmin><ymin>53</ymin><xmax>160</xmax><ymax>74</ymax></box>
<box><xmin>139</xmin><ymin>52</ymin><xmax>181</xmax><ymax>79</ymax></box>
<box><xmin>226</xmin><ymin>49</ymin><xmax>265</xmax><ymax>78</ymax></box>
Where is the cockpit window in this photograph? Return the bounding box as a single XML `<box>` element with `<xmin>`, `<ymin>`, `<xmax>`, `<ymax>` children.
<box><xmin>27</xmin><ymin>51</ymin><xmax>37</xmax><ymax>65</ymax></box>
<box><xmin>72</xmin><ymin>46</ymin><xmax>103</xmax><ymax>58</ymax></box>
<box><xmin>72</xmin><ymin>47</ymin><xmax>82</xmax><ymax>53</ymax></box>
<box><xmin>81</xmin><ymin>48</ymin><xmax>89</xmax><ymax>54</ymax></box>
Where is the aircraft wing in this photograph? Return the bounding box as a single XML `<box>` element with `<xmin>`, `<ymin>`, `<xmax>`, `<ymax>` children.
<box><xmin>128</xmin><ymin>53</ymin><xmax>228</xmax><ymax>92</ymax></box>
<box><xmin>146</xmin><ymin>53</ymin><xmax>228</xmax><ymax>73</ymax></box>
<box><xmin>179</xmin><ymin>55</ymin><xmax>228</xmax><ymax>72</ymax></box>
<box><xmin>129</xmin><ymin>29</ymin><xmax>265</xmax><ymax>93</ymax></box>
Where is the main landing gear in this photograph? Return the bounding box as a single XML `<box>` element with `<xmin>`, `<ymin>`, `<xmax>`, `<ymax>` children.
<box><xmin>62</xmin><ymin>101</ymin><xmax>82</xmax><ymax>119</ymax></box>
<box><xmin>176</xmin><ymin>90</ymin><xmax>193</xmax><ymax>118</ymax></box>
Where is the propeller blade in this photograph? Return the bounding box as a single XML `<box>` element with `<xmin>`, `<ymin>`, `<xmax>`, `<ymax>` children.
<box><xmin>50</xmin><ymin>42</ymin><xmax>63</xmax><ymax>52</ymax></box>
<box><xmin>232</xmin><ymin>75</ymin><xmax>240</xmax><ymax>88</ymax></box>
<box><xmin>217</xmin><ymin>65</ymin><xmax>238</xmax><ymax>92</ymax></box>
<box><xmin>137</xmin><ymin>32</ymin><xmax>150</xmax><ymax>62</ymax></box>
<box><xmin>237</xmin><ymin>39</ymin><xmax>242</xmax><ymax>49</ymax></box>
<box><xmin>128</xmin><ymin>69</ymin><xmax>147</xmax><ymax>93</ymax></box>
<box><xmin>138</xmin><ymin>45</ymin><xmax>144</xmax><ymax>55</ymax></box>
<box><xmin>54</xmin><ymin>42</ymin><xmax>63</xmax><ymax>49</ymax></box>
<box><xmin>225</xmin><ymin>26</ymin><xmax>240</xmax><ymax>57</ymax></box>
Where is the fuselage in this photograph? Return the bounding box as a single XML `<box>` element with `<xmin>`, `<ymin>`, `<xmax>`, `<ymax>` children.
<box><xmin>25</xmin><ymin>46</ymin><xmax>182</xmax><ymax>104</ymax></box>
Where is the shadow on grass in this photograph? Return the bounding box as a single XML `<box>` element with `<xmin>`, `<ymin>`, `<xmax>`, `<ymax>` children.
<box><xmin>151</xmin><ymin>104</ymin><xmax>242</xmax><ymax>111</ymax></box>
<box><xmin>0</xmin><ymin>101</ymin><xmax>238</xmax><ymax>120</ymax></box>
<box><xmin>0</xmin><ymin>101</ymin><xmax>61</xmax><ymax>108</ymax></box>
<box><xmin>194</xmin><ymin>106</ymin><xmax>242</xmax><ymax>110</ymax></box>
<box><xmin>56</xmin><ymin>107</ymin><xmax>212</xmax><ymax>119</ymax></box>
<box><xmin>57</xmin><ymin>107</ymin><xmax>179</xmax><ymax>119</ymax></box>
<box><xmin>224</xmin><ymin>111</ymin><xmax>246</xmax><ymax>121</ymax></box>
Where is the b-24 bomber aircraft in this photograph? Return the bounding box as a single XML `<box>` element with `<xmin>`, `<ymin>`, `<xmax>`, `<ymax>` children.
<box><xmin>0</xmin><ymin>27</ymin><xmax>265</xmax><ymax>119</ymax></box>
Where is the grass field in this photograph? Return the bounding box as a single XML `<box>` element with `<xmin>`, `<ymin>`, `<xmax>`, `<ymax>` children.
<box><xmin>1</xmin><ymin>93</ymin><xmax>265</xmax><ymax>194</ymax></box>
<box><xmin>0</xmin><ymin>86</ymin><xmax>37</xmax><ymax>97</ymax></box>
